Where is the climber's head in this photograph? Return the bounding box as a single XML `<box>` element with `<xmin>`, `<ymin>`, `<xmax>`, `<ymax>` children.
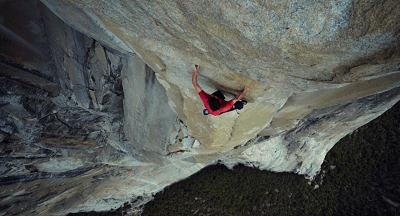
<box><xmin>209</xmin><ymin>97</ymin><xmax>221</xmax><ymax>111</ymax></box>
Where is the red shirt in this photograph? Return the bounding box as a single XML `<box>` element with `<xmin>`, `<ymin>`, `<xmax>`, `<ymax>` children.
<box><xmin>199</xmin><ymin>91</ymin><xmax>234</xmax><ymax>116</ymax></box>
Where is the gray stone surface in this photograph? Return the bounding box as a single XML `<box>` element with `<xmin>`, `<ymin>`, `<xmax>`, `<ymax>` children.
<box><xmin>1</xmin><ymin>2</ymin><xmax>203</xmax><ymax>215</ymax></box>
<box><xmin>122</xmin><ymin>55</ymin><xmax>177</xmax><ymax>165</ymax></box>
<box><xmin>38</xmin><ymin>0</ymin><xmax>400</xmax><ymax>152</ymax></box>
<box><xmin>223</xmin><ymin>86</ymin><xmax>400</xmax><ymax>177</ymax></box>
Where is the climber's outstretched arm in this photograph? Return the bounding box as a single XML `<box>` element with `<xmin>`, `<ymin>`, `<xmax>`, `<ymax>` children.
<box><xmin>232</xmin><ymin>87</ymin><xmax>249</xmax><ymax>104</ymax></box>
<box><xmin>192</xmin><ymin>66</ymin><xmax>202</xmax><ymax>93</ymax></box>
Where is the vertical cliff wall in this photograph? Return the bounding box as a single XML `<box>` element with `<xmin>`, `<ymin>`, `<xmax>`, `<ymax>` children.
<box><xmin>0</xmin><ymin>0</ymin><xmax>399</xmax><ymax>215</ymax></box>
<box><xmin>40</xmin><ymin>0</ymin><xmax>400</xmax><ymax>169</ymax></box>
<box><xmin>1</xmin><ymin>1</ymin><xmax>204</xmax><ymax>215</ymax></box>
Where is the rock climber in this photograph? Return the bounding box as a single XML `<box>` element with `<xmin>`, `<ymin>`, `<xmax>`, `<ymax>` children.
<box><xmin>192</xmin><ymin>65</ymin><xmax>249</xmax><ymax>116</ymax></box>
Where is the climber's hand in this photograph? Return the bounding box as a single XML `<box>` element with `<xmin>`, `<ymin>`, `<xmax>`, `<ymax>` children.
<box><xmin>232</xmin><ymin>86</ymin><xmax>249</xmax><ymax>104</ymax></box>
<box><xmin>192</xmin><ymin>65</ymin><xmax>202</xmax><ymax>93</ymax></box>
<box><xmin>193</xmin><ymin>65</ymin><xmax>200</xmax><ymax>74</ymax></box>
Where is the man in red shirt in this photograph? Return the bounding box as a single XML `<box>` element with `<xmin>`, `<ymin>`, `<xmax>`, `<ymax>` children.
<box><xmin>192</xmin><ymin>65</ymin><xmax>249</xmax><ymax>116</ymax></box>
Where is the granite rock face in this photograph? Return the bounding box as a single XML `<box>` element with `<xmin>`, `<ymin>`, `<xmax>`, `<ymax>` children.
<box><xmin>0</xmin><ymin>0</ymin><xmax>399</xmax><ymax>215</ymax></box>
<box><xmin>1</xmin><ymin>1</ymin><xmax>202</xmax><ymax>215</ymax></box>
<box><xmin>40</xmin><ymin>0</ymin><xmax>399</xmax><ymax>162</ymax></box>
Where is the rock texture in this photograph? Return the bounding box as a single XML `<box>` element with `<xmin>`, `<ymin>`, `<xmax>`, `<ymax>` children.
<box><xmin>40</xmin><ymin>0</ymin><xmax>400</xmax><ymax>162</ymax></box>
<box><xmin>1</xmin><ymin>1</ymin><xmax>203</xmax><ymax>215</ymax></box>
<box><xmin>0</xmin><ymin>0</ymin><xmax>399</xmax><ymax>215</ymax></box>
